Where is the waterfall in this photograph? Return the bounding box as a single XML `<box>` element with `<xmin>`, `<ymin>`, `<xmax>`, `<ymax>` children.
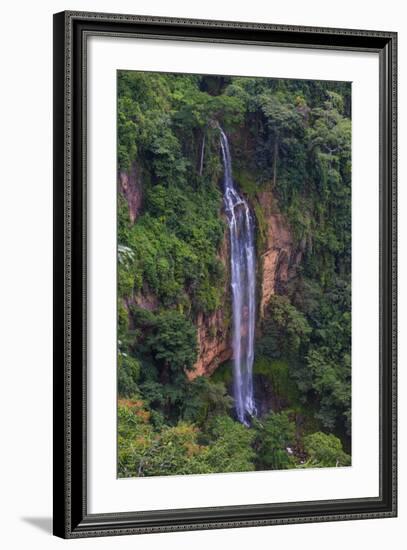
<box><xmin>219</xmin><ymin>128</ymin><xmax>256</xmax><ymax>425</ymax></box>
<box><xmin>199</xmin><ymin>134</ymin><xmax>205</xmax><ymax>176</ymax></box>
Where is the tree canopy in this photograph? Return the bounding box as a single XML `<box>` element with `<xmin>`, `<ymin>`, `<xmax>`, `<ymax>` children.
<box><xmin>117</xmin><ymin>71</ymin><xmax>351</xmax><ymax>477</ymax></box>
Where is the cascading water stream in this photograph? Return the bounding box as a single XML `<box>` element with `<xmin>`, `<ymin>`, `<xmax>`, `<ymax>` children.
<box><xmin>199</xmin><ymin>134</ymin><xmax>205</xmax><ymax>176</ymax></box>
<box><xmin>219</xmin><ymin>128</ymin><xmax>256</xmax><ymax>425</ymax></box>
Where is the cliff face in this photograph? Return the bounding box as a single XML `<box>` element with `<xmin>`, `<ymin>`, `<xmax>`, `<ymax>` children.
<box><xmin>119</xmin><ymin>162</ymin><xmax>301</xmax><ymax>379</ymax></box>
<box><xmin>119</xmin><ymin>162</ymin><xmax>142</xmax><ymax>223</ymax></box>
<box><xmin>118</xmin><ymin>163</ymin><xmax>233</xmax><ymax>378</ymax></box>
<box><xmin>257</xmin><ymin>191</ymin><xmax>302</xmax><ymax>317</ymax></box>
<box><xmin>189</xmin><ymin>308</ymin><xmax>232</xmax><ymax>378</ymax></box>
<box><xmin>189</xmin><ymin>229</ymin><xmax>232</xmax><ymax>379</ymax></box>
<box><xmin>189</xmin><ymin>190</ymin><xmax>302</xmax><ymax>379</ymax></box>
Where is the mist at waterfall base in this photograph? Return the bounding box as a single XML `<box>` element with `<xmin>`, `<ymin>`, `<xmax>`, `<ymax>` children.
<box><xmin>219</xmin><ymin>128</ymin><xmax>257</xmax><ymax>426</ymax></box>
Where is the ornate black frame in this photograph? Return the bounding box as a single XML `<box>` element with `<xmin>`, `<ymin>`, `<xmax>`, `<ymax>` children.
<box><xmin>53</xmin><ymin>10</ymin><xmax>397</xmax><ymax>538</ymax></box>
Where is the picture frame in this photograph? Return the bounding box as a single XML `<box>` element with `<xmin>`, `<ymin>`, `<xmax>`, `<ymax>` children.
<box><xmin>53</xmin><ymin>10</ymin><xmax>397</xmax><ymax>538</ymax></box>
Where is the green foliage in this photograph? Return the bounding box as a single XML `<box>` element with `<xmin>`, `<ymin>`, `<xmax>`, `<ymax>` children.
<box><xmin>258</xmin><ymin>91</ymin><xmax>307</xmax><ymax>191</ymax></box>
<box><xmin>117</xmin><ymin>300</ymin><xmax>129</xmax><ymax>341</ymax></box>
<box><xmin>257</xmin><ymin>270</ymin><xmax>351</xmax><ymax>436</ymax></box>
<box><xmin>119</xmin><ymin>182</ymin><xmax>225</xmax><ymax>312</ymax></box>
<box><xmin>200</xmin><ymin>416</ymin><xmax>256</xmax><ymax>473</ymax></box>
<box><xmin>303</xmin><ymin>432</ymin><xmax>351</xmax><ymax>468</ymax></box>
<box><xmin>210</xmin><ymin>360</ymin><xmax>234</xmax><ymax>386</ymax></box>
<box><xmin>118</xmin><ymin>353</ymin><xmax>141</xmax><ymax>397</ymax></box>
<box><xmin>254</xmin><ymin>357</ymin><xmax>300</xmax><ymax>405</ymax></box>
<box><xmin>255</xmin><ymin>412</ymin><xmax>296</xmax><ymax>470</ymax></box>
<box><xmin>182</xmin><ymin>377</ymin><xmax>233</xmax><ymax>426</ymax></box>
<box><xmin>118</xmin><ymin>399</ymin><xmax>207</xmax><ymax>477</ymax></box>
<box><xmin>117</xmin><ymin>71</ymin><xmax>172</xmax><ymax>172</ymax></box>
<box><xmin>146</xmin><ymin>310</ymin><xmax>198</xmax><ymax>377</ymax></box>
<box><xmin>287</xmin><ymin>275</ymin><xmax>351</xmax><ymax>433</ymax></box>
<box><xmin>118</xmin><ymin>398</ymin><xmax>155</xmax><ymax>477</ymax></box>
<box><xmin>257</xmin><ymin>295</ymin><xmax>311</xmax><ymax>360</ymax></box>
<box><xmin>118</xmin><ymin>401</ymin><xmax>255</xmax><ymax>477</ymax></box>
<box><xmin>306</xmin><ymin>348</ymin><xmax>351</xmax><ymax>431</ymax></box>
<box><xmin>116</xmin><ymin>70</ymin><xmax>352</xmax><ymax>477</ymax></box>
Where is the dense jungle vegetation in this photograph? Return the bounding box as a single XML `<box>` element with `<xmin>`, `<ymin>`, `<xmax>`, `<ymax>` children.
<box><xmin>117</xmin><ymin>71</ymin><xmax>352</xmax><ymax>477</ymax></box>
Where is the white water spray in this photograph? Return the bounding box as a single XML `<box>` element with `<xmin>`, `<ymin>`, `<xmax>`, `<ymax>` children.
<box><xmin>219</xmin><ymin>128</ymin><xmax>256</xmax><ymax>425</ymax></box>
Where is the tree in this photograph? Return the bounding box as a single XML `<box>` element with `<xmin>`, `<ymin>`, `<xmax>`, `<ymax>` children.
<box><xmin>182</xmin><ymin>377</ymin><xmax>233</xmax><ymax>427</ymax></box>
<box><xmin>306</xmin><ymin>348</ymin><xmax>351</xmax><ymax>432</ymax></box>
<box><xmin>255</xmin><ymin>412</ymin><xmax>296</xmax><ymax>470</ymax></box>
<box><xmin>118</xmin><ymin>399</ymin><xmax>208</xmax><ymax>477</ymax></box>
<box><xmin>118</xmin><ymin>398</ymin><xmax>155</xmax><ymax>478</ymax></box>
<box><xmin>258</xmin><ymin>295</ymin><xmax>311</xmax><ymax>360</ymax></box>
<box><xmin>117</xmin><ymin>71</ymin><xmax>352</xmax><ymax>474</ymax></box>
<box><xmin>257</xmin><ymin>92</ymin><xmax>306</xmax><ymax>189</ymax></box>
<box><xmin>146</xmin><ymin>310</ymin><xmax>198</xmax><ymax>381</ymax></box>
<box><xmin>303</xmin><ymin>432</ymin><xmax>351</xmax><ymax>468</ymax></box>
<box><xmin>202</xmin><ymin>416</ymin><xmax>256</xmax><ymax>473</ymax></box>
<box><xmin>118</xmin><ymin>402</ymin><xmax>255</xmax><ymax>477</ymax></box>
<box><xmin>118</xmin><ymin>353</ymin><xmax>141</xmax><ymax>397</ymax></box>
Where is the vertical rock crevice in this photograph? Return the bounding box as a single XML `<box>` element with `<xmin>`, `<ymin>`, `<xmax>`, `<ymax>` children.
<box><xmin>119</xmin><ymin>162</ymin><xmax>143</xmax><ymax>224</ymax></box>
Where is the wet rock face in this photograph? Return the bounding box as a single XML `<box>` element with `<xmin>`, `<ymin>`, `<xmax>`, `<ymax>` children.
<box><xmin>119</xmin><ymin>162</ymin><xmax>142</xmax><ymax>224</ymax></box>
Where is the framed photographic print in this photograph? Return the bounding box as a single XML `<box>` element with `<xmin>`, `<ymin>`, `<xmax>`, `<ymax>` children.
<box><xmin>53</xmin><ymin>11</ymin><xmax>397</xmax><ymax>538</ymax></box>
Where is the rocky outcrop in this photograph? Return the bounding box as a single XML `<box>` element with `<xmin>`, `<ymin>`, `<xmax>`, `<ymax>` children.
<box><xmin>133</xmin><ymin>291</ymin><xmax>158</xmax><ymax>311</ymax></box>
<box><xmin>189</xmin><ymin>229</ymin><xmax>232</xmax><ymax>379</ymax></box>
<box><xmin>119</xmin><ymin>162</ymin><xmax>142</xmax><ymax>223</ymax></box>
<box><xmin>257</xmin><ymin>191</ymin><xmax>302</xmax><ymax>317</ymax></box>
<box><xmin>189</xmin><ymin>309</ymin><xmax>232</xmax><ymax>379</ymax></box>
